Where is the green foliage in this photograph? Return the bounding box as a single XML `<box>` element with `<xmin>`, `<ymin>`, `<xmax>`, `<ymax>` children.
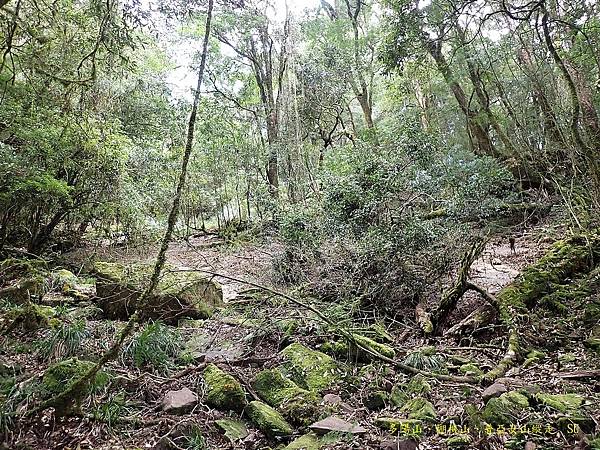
<box><xmin>93</xmin><ymin>391</ymin><xmax>131</xmax><ymax>426</ymax></box>
<box><xmin>123</xmin><ymin>322</ymin><xmax>181</xmax><ymax>373</ymax></box>
<box><xmin>36</xmin><ymin>320</ymin><xmax>90</xmax><ymax>361</ymax></box>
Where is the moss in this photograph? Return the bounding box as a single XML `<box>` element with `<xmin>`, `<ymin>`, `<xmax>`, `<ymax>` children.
<box><xmin>535</xmin><ymin>393</ymin><xmax>584</xmax><ymax>412</ymax></box>
<box><xmin>245</xmin><ymin>400</ymin><xmax>293</xmax><ymax>437</ymax></box>
<box><xmin>281</xmin><ymin>343</ymin><xmax>340</xmax><ymax>392</ymax></box>
<box><xmin>406</xmin><ymin>375</ymin><xmax>431</xmax><ymax>394</ymax></box>
<box><xmin>583</xmin><ymin>299</ymin><xmax>600</xmax><ymax>326</ymax></box>
<box><xmin>588</xmin><ymin>438</ymin><xmax>600</xmax><ymax>450</ymax></box>
<box><xmin>41</xmin><ymin>357</ymin><xmax>108</xmax><ymax>415</ymax></box>
<box><xmin>447</xmin><ymin>435</ymin><xmax>472</xmax><ymax>448</ymax></box>
<box><xmin>351</xmin><ymin>334</ymin><xmax>396</xmax><ymax>359</ymax></box>
<box><xmin>51</xmin><ymin>269</ymin><xmax>79</xmax><ymax>293</ymax></box>
<box><xmin>558</xmin><ymin>353</ymin><xmax>576</xmax><ymax>365</ymax></box>
<box><xmin>203</xmin><ymin>363</ymin><xmax>246</xmax><ymax>412</ymax></box>
<box><xmin>459</xmin><ymin>363</ymin><xmax>483</xmax><ymax>376</ymax></box>
<box><xmin>251</xmin><ymin>369</ymin><xmax>318</xmax><ymax>424</ymax></box>
<box><xmin>284</xmin><ymin>433</ymin><xmax>323</xmax><ymax>450</ymax></box>
<box><xmin>482</xmin><ymin>391</ymin><xmax>529</xmax><ymax>425</ymax></box>
<box><xmin>93</xmin><ymin>261</ymin><xmax>223</xmax><ymax>323</ymax></box>
<box><xmin>400</xmin><ymin>397</ymin><xmax>436</xmax><ymax>422</ymax></box>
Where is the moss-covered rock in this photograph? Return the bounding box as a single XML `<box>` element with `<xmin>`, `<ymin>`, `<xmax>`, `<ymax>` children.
<box><xmin>284</xmin><ymin>433</ymin><xmax>323</xmax><ymax>450</ymax></box>
<box><xmin>41</xmin><ymin>357</ymin><xmax>108</xmax><ymax>415</ymax></box>
<box><xmin>215</xmin><ymin>418</ymin><xmax>249</xmax><ymax>441</ymax></box>
<box><xmin>447</xmin><ymin>434</ymin><xmax>472</xmax><ymax>448</ymax></box>
<box><xmin>459</xmin><ymin>363</ymin><xmax>483</xmax><ymax>376</ymax></box>
<box><xmin>535</xmin><ymin>393</ymin><xmax>584</xmax><ymax>412</ymax></box>
<box><xmin>557</xmin><ymin>415</ymin><xmax>595</xmax><ymax>434</ymax></box>
<box><xmin>203</xmin><ymin>363</ymin><xmax>246</xmax><ymax>412</ymax></box>
<box><xmin>585</xmin><ymin>337</ymin><xmax>600</xmax><ymax>353</ymax></box>
<box><xmin>93</xmin><ymin>261</ymin><xmax>223</xmax><ymax>324</ymax></box>
<box><xmin>400</xmin><ymin>397</ymin><xmax>436</xmax><ymax>422</ymax></box>
<box><xmin>281</xmin><ymin>343</ymin><xmax>340</xmax><ymax>392</ymax></box>
<box><xmin>482</xmin><ymin>391</ymin><xmax>529</xmax><ymax>425</ymax></box>
<box><xmin>245</xmin><ymin>400</ymin><xmax>293</xmax><ymax>437</ymax></box>
<box><xmin>251</xmin><ymin>369</ymin><xmax>319</xmax><ymax>424</ymax></box>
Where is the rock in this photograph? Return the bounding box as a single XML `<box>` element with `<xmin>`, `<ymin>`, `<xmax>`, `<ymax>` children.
<box><xmin>482</xmin><ymin>382</ymin><xmax>507</xmax><ymax>401</ymax></box>
<box><xmin>284</xmin><ymin>433</ymin><xmax>322</xmax><ymax>450</ymax></box>
<box><xmin>524</xmin><ymin>442</ymin><xmax>536</xmax><ymax>450</ymax></box>
<box><xmin>281</xmin><ymin>343</ymin><xmax>340</xmax><ymax>392</ymax></box>
<box><xmin>323</xmin><ymin>393</ymin><xmax>342</xmax><ymax>405</ymax></box>
<box><xmin>93</xmin><ymin>261</ymin><xmax>223</xmax><ymax>324</ymax></box>
<box><xmin>363</xmin><ymin>390</ymin><xmax>388</xmax><ymax>410</ymax></box>
<box><xmin>482</xmin><ymin>391</ymin><xmax>529</xmax><ymax>425</ymax></box>
<box><xmin>215</xmin><ymin>418</ymin><xmax>249</xmax><ymax>441</ymax></box>
<box><xmin>400</xmin><ymin>397</ymin><xmax>437</xmax><ymax>422</ymax></box>
<box><xmin>390</xmin><ymin>384</ymin><xmax>408</xmax><ymax>407</ymax></box>
<box><xmin>447</xmin><ymin>435</ymin><xmax>472</xmax><ymax>448</ymax></box>
<box><xmin>405</xmin><ymin>374</ymin><xmax>431</xmax><ymax>394</ymax></box>
<box><xmin>535</xmin><ymin>393</ymin><xmax>584</xmax><ymax>412</ymax></box>
<box><xmin>245</xmin><ymin>400</ymin><xmax>293</xmax><ymax>437</ymax></box>
<box><xmin>41</xmin><ymin>357</ymin><xmax>108</xmax><ymax>415</ymax></box>
<box><xmin>459</xmin><ymin>363</ymin><xmax>483</xmax><ymax>376</ymax></box>
<box><xmin>203</xmin><ymin>363</ymin><xmax>246</xmax><ymax>412</ymax></box>
<box><xmin>309</xmin><ymin>416</ymin><xmax>367</xmax><ymax>435</ymax></box>
<box><xmin>51</xmin><ymin>269</ymin><xmax>79</xmax><ymax>292</ymax></box>
<box><xmin>251</xmin><ymin>368</ymin><xmax>318</xmax><ymax>424</ymax></box>
<box><xmin>161</xmin><ymin>387</ymin><xmax>198</xmax><ymax>414</ymax></box>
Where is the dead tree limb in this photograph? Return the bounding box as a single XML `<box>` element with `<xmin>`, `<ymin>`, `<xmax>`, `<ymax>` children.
<box><xmin>429</xmin><ymin>239</ymin><xmax>487</xmax><ymax>334</ymax></box>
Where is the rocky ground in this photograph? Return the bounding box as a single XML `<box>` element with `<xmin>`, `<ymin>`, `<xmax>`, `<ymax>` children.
<box><xmin>0</xmin><ymin>226</ymin><xmax>599</xmax><ymax>450</ymax></box>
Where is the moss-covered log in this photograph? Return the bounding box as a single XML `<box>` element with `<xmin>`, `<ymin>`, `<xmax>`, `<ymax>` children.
<box><xmin>479</xmin><ymin>231</ymin><xmax>600</xmax><ymax>381</ymax></box>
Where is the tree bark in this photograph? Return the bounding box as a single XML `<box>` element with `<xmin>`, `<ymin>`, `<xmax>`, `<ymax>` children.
<box><xmin>422</xmin><ymin>35</ymin><xmax>499</xmax><ymax>158</ymax></box>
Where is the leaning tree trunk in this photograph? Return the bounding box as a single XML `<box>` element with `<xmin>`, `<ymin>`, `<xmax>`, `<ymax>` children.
<box><xmin>26</xmin><ymin>0</ymin><xmax>215</xmax><ymax>417</ymax></box>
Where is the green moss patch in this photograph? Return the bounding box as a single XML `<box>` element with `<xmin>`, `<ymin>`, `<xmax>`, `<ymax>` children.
<box><xmin>535</xmin><ymin>393</ymin><xmax>584</xmax><ymax>412</ymax></box>
<box><xmin>400</xmin><ymin>397</ymin><xmax>436</xmax><ymax>422</ymax></box>
<box><xmin>252</xmin><ymin>369</ymin><xmax>319</xmax><ymax>424</ymax></box>
<box><xmin>281</xmin><ymin>343</ymin><xmax>340</xmax><ymax>392</ymax></box>
<box><xmin>482</xmin><ymin>391</ymin><xmax>529</xmax><ymax>425</ymax></box>
<box><xmin>245</xmin><ymin>400</ymin><xmax>293</xmax><ymax>437</ymax></box>
<box><xmin>203</xmin><ymin>363</ymin><xmax>246</xmax><ymax>412</ymax></box>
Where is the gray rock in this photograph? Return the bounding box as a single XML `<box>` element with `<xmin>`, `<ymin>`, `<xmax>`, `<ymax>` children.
<box><xmin>162</xmin><ymin>387</ymin><xmax>198</xmax><ymax>414</ymax></box>
<box><xmin>309</xmin><ymin>416</ymin><xmax>367</xmax><ymax>435</ymax></box>
<box><xmin>482</xmin><ymin>382</ymin><xmax>507</xmax><ymax>402</ymax></box>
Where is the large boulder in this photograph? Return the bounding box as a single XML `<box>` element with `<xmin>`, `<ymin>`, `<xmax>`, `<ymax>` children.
<box><xmin>93</xmin><ymin>261</ymin><xmax>223</xmax><ymax>324</ymax></box>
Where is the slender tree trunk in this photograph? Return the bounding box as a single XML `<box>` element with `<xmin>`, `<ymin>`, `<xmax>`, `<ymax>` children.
<box><xmin>423</xmin><ymin>35</ymin><xmax>498</xmax><ymax>158</ymax></box>
<box><xmin>27</xmin><ymin>0</ymin><xmax>215</xmax><ymax>416</ymax></box>
<box><xmin>541</xmin><ymin>10</ymin><xmax>600</xmax><ymax>199</ymax></box>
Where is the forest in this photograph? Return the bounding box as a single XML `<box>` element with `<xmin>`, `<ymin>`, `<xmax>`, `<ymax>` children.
<box><xmin>0</xmin><ymin>0</ymin><xmax>599</xmax><ymax>448</ymax></box>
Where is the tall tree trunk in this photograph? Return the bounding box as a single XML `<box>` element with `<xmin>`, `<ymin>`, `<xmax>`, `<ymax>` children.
<box><xmin>541</xmin><ymin>10</ymin><xmax>600</xmax><ymax>199</ymax></box>
<box><xmin>29</xmin><ymin>0</ymin><xmax>215</xmax><ymax>416</ymax></box>
<box><xmin>457</xmin><ymin>28</ymin><xmax>516</xmax><ymax>156</ymax></box>
<box><xmin>423</xmin><ymin>35</ymin><xmax>499</xmax><ymax>158</ymax></box>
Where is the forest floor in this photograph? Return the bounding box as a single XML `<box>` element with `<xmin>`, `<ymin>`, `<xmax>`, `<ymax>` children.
<box><xmin>1</xmin><ymin>222</ymin><xmax>599</xmax><ymax>450</ymax></box>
